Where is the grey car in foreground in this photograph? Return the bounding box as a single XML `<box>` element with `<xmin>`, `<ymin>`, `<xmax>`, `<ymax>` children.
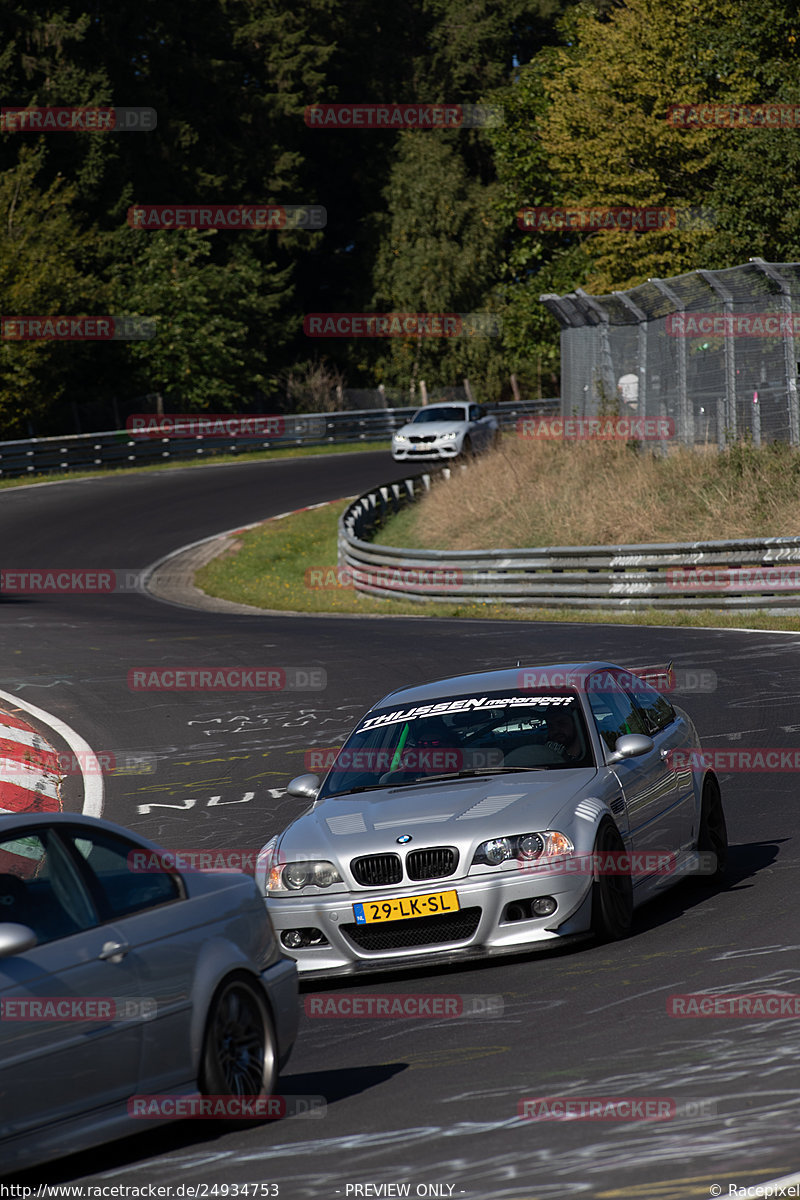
<box><xmin>257</xmin><ymin>662</ymin><xmax>727</xmax><ymax>979</ymax></box>
<box><xmin>0</xmin><ymin>812</ymin><xmax>298</xmax><ymax>1174</ymax></box>
<box><xmin>391</xmin><ymin>401</ymin><xmax>499</xmax><ymax>461</ymax></box>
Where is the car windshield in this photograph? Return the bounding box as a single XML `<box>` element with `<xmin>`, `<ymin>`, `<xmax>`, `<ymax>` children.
<box><xmin>318</xmin><ymin>689</ymin><xmax>595</xmax><ymax>796</ymax></box>
<box><xmin>410</xmin><ymin>407</ymin><xmax>467</xmax><ymax>423</ymax></box>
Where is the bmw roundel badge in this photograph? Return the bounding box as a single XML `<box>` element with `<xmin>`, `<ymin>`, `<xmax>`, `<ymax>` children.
<box><xmin>396</xmin><ymin>834</ymin><xmax>412</xmax><ymax>844</ymax></box>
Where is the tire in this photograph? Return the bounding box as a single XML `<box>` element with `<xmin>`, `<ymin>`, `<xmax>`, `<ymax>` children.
<box><xmin>696</xmin><ymin>774</ymin><xmax>728</xmax><ymax>884</ymax></box>
<box><xmin>199</xmin><ymin>974</ymin><xmax>277</xmax><ymax>1100</ymax></box>
<box><xmin>590</xmin><ymin>818</ymin><xmax>634</xmax><ymax>941</ymax></box>
<box><xmin>461</xmin><ymin>435</ymin><xmax>474</xmax><ymax>459</ymax></box>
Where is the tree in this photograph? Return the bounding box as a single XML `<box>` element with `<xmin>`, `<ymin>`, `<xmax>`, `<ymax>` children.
<box><xmin>371</xmin><ymin>132</ymin><xmax>505</xmax><ymax>400</ymax></box>
<box><xmin>108</xmin><ymin>228</ymin><xmax>292</xmax><ymax>408</ymax></box>
<box><xmin>0</xmin><ymin>148</ymin><xmax>103</xmax><ymax>436</ymax></box>
<box><xmin>535</xmin><ymin>0</ymin><xmax>800</xmax><ymax>291</ymax></box>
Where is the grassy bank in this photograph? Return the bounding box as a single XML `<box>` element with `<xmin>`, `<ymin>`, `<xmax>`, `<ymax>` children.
<box><xmin>194</xmin><ymin>492</ymin><xmax>800</xmax><ymax>630</ymax></box>
<box><xmin>373</xmin><ymin>438</ymin><xmax>800</xmax><ymax>550</ymax></box>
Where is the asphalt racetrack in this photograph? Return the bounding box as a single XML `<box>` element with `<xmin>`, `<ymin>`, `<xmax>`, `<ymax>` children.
<box><xmin>2</xmin><ymin>450</ymin><xmax>799</xmax><ymax>1199</ymax></box>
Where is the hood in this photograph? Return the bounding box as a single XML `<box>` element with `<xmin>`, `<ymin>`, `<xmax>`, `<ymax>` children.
<box><xmin>396</xmin><ymin>419</ymin><xmax>467</xmax><ymax>436</ymax></box>
<box><xmin>277</xmin><ymin>770</ymin><xmax>596</xmax><ymax>871</ymax></box>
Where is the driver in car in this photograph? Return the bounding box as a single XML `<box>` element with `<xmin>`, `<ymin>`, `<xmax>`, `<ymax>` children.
<box><xmin>545</xmin><ymin>705</ymin><xmax>587</xmax><ymax>764</ymax></box>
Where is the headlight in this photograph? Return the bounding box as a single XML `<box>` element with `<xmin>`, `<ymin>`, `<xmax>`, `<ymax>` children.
<box><xmin>439</xmin><ymin>431</ymin><xmax>458</xmax><ymax>441</ymax></box>
<box><xmin>472</xmin><ymin>831</ymin><xmax>573</xmax><ymax>867</ymax></box>
<box><xmin>393</xmin><ymin>433</ymin><xmax>408</xmax><ymax>443</ymax></box>
<box><xmin>269</xmin><ymin>860</ymin><xmax>343</xmax><ymax>892</ymax></box>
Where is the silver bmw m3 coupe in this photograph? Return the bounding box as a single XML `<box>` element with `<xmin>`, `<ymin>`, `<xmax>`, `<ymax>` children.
<box><xmin>257</xmin><ymin>662</ymin><xmax>726</xmax><ymax>978</ymax></box>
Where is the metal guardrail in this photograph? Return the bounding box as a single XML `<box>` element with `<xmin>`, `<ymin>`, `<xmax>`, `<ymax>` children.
<box><xmin>0</xmin><ymin>399</ymin><xmax>558</xmax><ymax>479</ymax></box>
<box><xmin>338</xmin><ymin>468</ymin><xmax>800</xmax><ymax>609</ymax></box>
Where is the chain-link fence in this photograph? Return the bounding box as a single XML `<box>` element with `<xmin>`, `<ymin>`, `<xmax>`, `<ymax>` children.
<box><xmin>541</xmin><ymin>259</ymin><xmax>800</xmax><ymax>447</ymax></box>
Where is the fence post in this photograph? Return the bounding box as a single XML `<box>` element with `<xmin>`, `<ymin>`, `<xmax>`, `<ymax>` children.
<box><xmin>750</xmin><ymin>258</ymin><xmax>800</xmax><ymax>446</ymax></box>
<box><xmin>699</xmin><ymin>270</ymin><xmax>737</xmax><ymax>443</ymax></box>
<box><xmin>649</xmin><ymin>278</ymin><xmax>692</xmax><ymax>446</ymax></box>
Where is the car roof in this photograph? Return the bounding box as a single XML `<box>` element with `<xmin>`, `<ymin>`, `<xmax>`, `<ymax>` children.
<box><xmin>415</xmin><ymin>402</ymin><xmax>468</xmax><ymax>411</ymax></box>
<box><xmin>373</xmin><ymin>661</ymin><xmax>623</xmax><ymax>707</ymax></box>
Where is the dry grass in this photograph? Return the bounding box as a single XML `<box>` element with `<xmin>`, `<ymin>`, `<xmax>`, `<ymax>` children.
<box><xmin>376</xmin><ymin>438</ymin><xmax>800</xmax><ymax>550</ymax></box>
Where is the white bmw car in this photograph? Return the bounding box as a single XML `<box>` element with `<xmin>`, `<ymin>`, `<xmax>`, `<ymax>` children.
<box><xmin>391</xmin><ymin>401</ymin><xmax>499</xmax><ymax>462</ymax></box>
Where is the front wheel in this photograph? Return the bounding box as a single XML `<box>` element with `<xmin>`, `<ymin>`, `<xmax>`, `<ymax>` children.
<box><xmin>199</xmin><ymin>975</ymin><xmax>277</xmax><ymax>1100</ymax></box>
<box><xmin>696</xmin><ymin>775</ymin><xmax>728</xmax><ymax>884</ymax></box>
<box><xmin>590</xmin><ymin>819</ymin><xmax>633</xmax><ymax>941</ymax></box>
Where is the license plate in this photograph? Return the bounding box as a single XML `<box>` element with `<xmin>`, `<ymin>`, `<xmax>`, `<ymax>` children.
<box><xmin>353</xmin><ymin>889</ymin><xmax>460</xmax><ymax>925</ymax></box>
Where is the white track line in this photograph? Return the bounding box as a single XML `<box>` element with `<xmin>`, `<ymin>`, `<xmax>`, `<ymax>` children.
<box><xmin>0</xmin><ymin>689</ymin><xmax>103</xmax><ymax>817</ymax></box>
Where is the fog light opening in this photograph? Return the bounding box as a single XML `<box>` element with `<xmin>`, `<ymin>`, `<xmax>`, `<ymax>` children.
<box><xmin>281</xmin><ymin>927</ymin><xmax>329</xmax><ymax>950</ymax></box>
<box><xmin>531</xmin><ymin>896</ymin><xmax>557</xmax><ymax>916</ymax></box>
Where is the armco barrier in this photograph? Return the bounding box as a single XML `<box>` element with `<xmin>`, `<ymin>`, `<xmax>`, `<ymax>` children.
<box><xmin>0</xmin><ymin>400</ymin><xmax>557</xmax><ymax>479</ymax></box>
<box><xmin>338</xmin><ymin>469</ymin><xmax>800</xmax><ymax>609</ymax></box>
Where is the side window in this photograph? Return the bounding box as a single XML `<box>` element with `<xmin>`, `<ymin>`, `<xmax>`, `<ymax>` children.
<box><xmin>587</xmin><ymin>686</ymin><xmax>648</xmax><ymax>752</ymax></box>
<box><xmin>64</xmin><ymin>829</ymin><xmax>182</xmax><ymax>919</ymax></box>
<box><xmin>468</xmin><ymin>404</ymin><xmax>480</xmax><ymax>421</ymax></box>
<box><xmin>627</xmin><ymin>681</ymin><xmax>676</xmax><ymax>736</ymax></box>
<box><xmin>0</xmin><ymin>830</ymin><xmax>98</xmax><ymax>945</ymax></box>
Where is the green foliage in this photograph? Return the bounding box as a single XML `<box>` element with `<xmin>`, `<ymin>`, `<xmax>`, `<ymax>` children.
<box><xmin>371</xmin><ymin>133</ymin><xmax>506</xmax><ymax>400</ymax></box>
<box><xmin>0</xmin><ymin>149</ymin><xmax>103</xmax><ymax>435</ymax></box>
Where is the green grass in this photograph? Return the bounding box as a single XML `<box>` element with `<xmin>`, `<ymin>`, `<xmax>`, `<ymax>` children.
<box><xmin>195</xmin><ymin>497</ymin><xmax>800</xmax><ymax>630</ymax></box>
<box><xmin>0</xmin><ymin>439</ymin><xmax>391</xmax><ymax>491</ymax></box>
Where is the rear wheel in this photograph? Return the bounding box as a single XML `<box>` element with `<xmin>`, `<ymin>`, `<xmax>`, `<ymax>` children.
<box><xmin>590</xmin><ymin>818</ymin><xmax>633</xmax><ymax>941</ymax></box>
<box><xmin>696</xmin><ymin>775</ymin><xmax>727</xmax><ymax>884</ymax></box>
<box><xmin>199</xmin><ymin>974</ymin><xmax>277</xmax><ymax>1101</ymax></box>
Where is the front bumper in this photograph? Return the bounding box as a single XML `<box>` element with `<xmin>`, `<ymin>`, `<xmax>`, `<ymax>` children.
<box><xmin>265</xmin><ymin>868</ymin><xmax>594</xmax><ymax>978</ymax></box>
<box><xmin>392</xmin><ymin>442</ymin><xmax>460</xmax><ymax>461</ymax></box>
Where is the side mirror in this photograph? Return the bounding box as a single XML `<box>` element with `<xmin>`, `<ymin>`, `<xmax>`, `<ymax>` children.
<box><xmin>286</xmin><ymin>773</ymin><xmax>320</xmax><ymax>800</ymax></box>
<box><xmin>0</xmin><ymin>923</ymin><xmax>37</xmax><ymax>958</ymax></box>
<box><xmin>606</xmin><ymin>734</ymin><xmax>654</xmax><ymax>764</ymax></box>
